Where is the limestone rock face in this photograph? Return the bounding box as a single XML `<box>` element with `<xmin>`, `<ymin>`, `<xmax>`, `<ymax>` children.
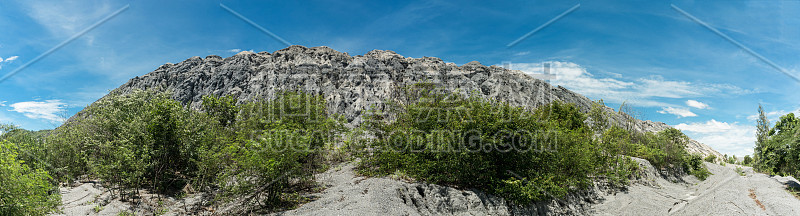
<box><xmin>101</xmin><ymin>45</ymin><xmax>722</xmax><ymax>158</ymax></box>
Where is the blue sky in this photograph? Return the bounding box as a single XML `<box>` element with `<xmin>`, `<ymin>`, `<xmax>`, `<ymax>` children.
<box><xmin>1</xmin><ymin>0</ymin><xmax>798</xmax><ymax>156</ymax></box>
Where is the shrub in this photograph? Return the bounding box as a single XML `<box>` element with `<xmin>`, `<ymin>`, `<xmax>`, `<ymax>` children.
<box><xmin>45</xmin><ymin>90</ymin><xmax>345</xmax><ymax>210</ymax></box>
<box><xmin>217</xmin><ymin>92</ymin><xmax>344</xmax><ymax>208</ymax></box>
<box><xmin>704</xmin><ymin>155</ymin><xmax>717</xmax><ymax>163</ymax></box>
<box><xmin>47</xmin><ymin>90</ymin><xmax>214</xmax><ymax>197</ymax></box>
<box><xmin>686</xmin><ymin>154</ymin><xmax>710</xmax><ymax>180</ymax></box>
<box><xmin>359</xmin><ymin>87</ymin><xmax>607</xmax><ymax>204</ymax></box>
<box><xmin>0</xmin><ymin>140</ymin><xmax>61</xmax><ymax>215</ymax></box>
<box><xmin>743</xmin><ymin>155</ymin><xmax>753</xmax><ymax>166</ymax></box>
<box><xmin>726</xmin><ymin>155</ymin><xmax>737</xmax><ymax>164</ymax></box>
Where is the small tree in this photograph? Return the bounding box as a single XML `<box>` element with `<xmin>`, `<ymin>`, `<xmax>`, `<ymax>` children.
<box><xmin>743</xmin><ymin>155</ymin><xmax>753</xmax><ymax>166</ymax></box>
<box><xmin>754</xmin><ymin>104</ymin><xmax>770</xmax><ymax>171</ymax></box>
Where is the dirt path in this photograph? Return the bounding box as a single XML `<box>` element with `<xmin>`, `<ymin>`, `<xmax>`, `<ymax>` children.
<box><xmin>593</xmin><ymin>162</ymin><xmax>800</xmax><ymax>215</ymax></box>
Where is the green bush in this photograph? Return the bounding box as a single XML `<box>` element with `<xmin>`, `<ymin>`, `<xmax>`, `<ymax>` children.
<box><xmin>704</xmin><ymin>155</ymin><xmax>717</xmax><ymax>163</ymax></box>
<box><xmin>686</xmin><ymin>154</ymin><xmax>710</xmax><ymax>180</ymax></box>
<box><xmin>359</xmin><ymin>87</ymin><xmax>617</xmax><ymax>204</ymax></box>
<box><xmin>743</xmin><ymin>155</ymin><xmax>752</xmax><ymax>166</ymax></box>
<box><xmin>43</xmin><ymin>90</ymin><xmax>345</xmax><ymax>210</ymax></box>
<box><xmin>48</xmin><ymin>90</ymin><xmax>204</xmax><ymax>197</ymax></box>
<box><xmin>0</xmin><ymin>140</ymin><xmax>61</xmax><ymax>215</ymax></box>
<box><xmin>216</xmin><ymin>92</ymin><xmax>344</xmax><ymax>208</ymax></box>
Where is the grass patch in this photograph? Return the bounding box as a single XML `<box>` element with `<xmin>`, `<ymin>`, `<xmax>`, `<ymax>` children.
<box><xmin>736</xmin><ymin>167</ymin><xmax>746</xmax><ymax>176</ymax></box>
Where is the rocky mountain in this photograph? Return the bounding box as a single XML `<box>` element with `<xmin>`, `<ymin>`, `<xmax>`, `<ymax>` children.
<box><xmin>102</xmin><ymin>45</ymin><xmax>722</xmax><ymax>159</ymax></box>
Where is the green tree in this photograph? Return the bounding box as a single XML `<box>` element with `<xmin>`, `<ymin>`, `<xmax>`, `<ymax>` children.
<box><xmin>743</xmin><ymin>155</ymin><xmax>752</xmax><ymax>166</ymax></box>
<box><xmin>202</xmin><ymin>95</ymin><xmax>239</xmax><ymax>127</ymax></box>
<box><xmin>589</xmin><ymin>99</ymin><xmax>609</xmax><ymax>132</ymax></box>
<box><xmin>48</xmin><ymin>90</ymin><xmax>209</xmax><ymax>197</ymax></box>
<box><xmin>0</xmin><ymin>140</ymin><xmax>61</xmax><ymax>215</ymax></box>
<box><xmin>218</xmin><ymin>92</ymin><xmax>345</xmax><ymax>208</ymax></box>
<box><xmin>754</xmin><ymin>104</ymin><xmax>771</xmax><ymax>171</ymax></box>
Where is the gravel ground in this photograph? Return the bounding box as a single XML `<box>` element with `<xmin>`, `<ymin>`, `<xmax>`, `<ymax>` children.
<box><xmin>54</xmin><ymin>161</ymin><xmax>800</xmax><ymax>215</ymax></box>
<box><xmin>593</xmin><ymin>162</ymin><xmax>800</xmax><ymax>215</ymax></box>
<box><xmin>51</xmin><ymin>182</ymin><xmax>204</xmax><ymax>216</ymax></box>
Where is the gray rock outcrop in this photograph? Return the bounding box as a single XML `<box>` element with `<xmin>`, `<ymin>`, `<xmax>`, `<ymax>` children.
<box><xmin>100</xmin><ymin>45</ymin><xmax>721</xmax><ymax>158</ymax></box>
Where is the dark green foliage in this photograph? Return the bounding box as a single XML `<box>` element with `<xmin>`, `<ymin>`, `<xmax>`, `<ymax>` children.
<box><xmin>743</xmin><ymin>155</ymin><xmax>752</xmax><ymax>166</ymax></box>
<box><xmin>47</xmin><ymin>90</ymin><xmax>204</xmax><ymax>196</ymax></box>
<box><xmin>217</xmin><ymin>92</ymin><xmax>344</xmax><ymax>208</ymax></box>
<box><xmin>687</xmin><ymin>154</ymin><xmax>710</xmax><ymax>180</ymax></box>
<box><xmin>43</xmin><ymin>90</ymin><xmax>344</xmax><ymax>210</ymax></box>
<box><xmin>202</xmin><ymin>95</ymin><xmax>239</xmax><ymax>127</ymax></box>
<box><xmin>600</xmin><ymin>126</ymin><xmax>709</xmax><ymax>180</ymax></box>
<box><xmin>0</xmin><ymin>140</ymin><xmax>61</xmax><ymax>215</ymax></box>
<box><xmin>754</xmin><ymin>109</ymin><xmax>800</xmax><ymax>177</ymax></box>
<box><xmin>359</xmin><ymin>87</ymin><xmax>644</xmax><ymax>204</ymax></box>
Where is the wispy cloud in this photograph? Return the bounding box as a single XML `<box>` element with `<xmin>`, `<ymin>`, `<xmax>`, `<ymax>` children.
<box><xmin>658</xmin><ymin>107</ymin><xmax>697</xmax><ymax>118</ymax></box>
<box><xmin>505</xmin><ymin>61</ymin><xmax>754</xmax><ymax>107</ymax></box>
<box><xmin>746</xmin><ymin>108</ymin><xmax>800</xmax><ymax>123</ymax></box>
<box><xmin>0</xmin><ymin>56</ymin><xmax>20</xmax><ymax>70</ymax></box>
<box><xmin>686</xmin><ymin>100</ymin><xmax>709</xmax><ymax>109</ymax></box>
<box><xmin>0</xmin><ymin>101</ymin><xmax>6</xmax><ymax>106</ymax></box>
<box><xmin>514</xmin><ymin>51</ymin><xmax>530</xmax><ymax>56</ymax></box>
<box><xmin>9</xmin><ymin>100</ymin><xmax>67</xmax><ymax>122</ymax></box>
<box><xmin>675</xmin><ymin>119</ymin><xmax>755</xmax><ymax>156</ymax></box>
<box><xmin>23</xmin><ymin>1</ymin><xmax>113</xmax><ymax>37</ymax></box>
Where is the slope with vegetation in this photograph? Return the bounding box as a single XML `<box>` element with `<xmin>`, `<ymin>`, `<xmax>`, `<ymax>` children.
<box><xmin>0</xmin><ymin>46</ymin><xmax>720</xmax><ymax>215</ymax></box>
<box><xmin>1</xmin><ymin>87</ymin><xmax>710</xmax><ymax>215</ymax></box>
<box><xmin>357</xmin><ymin>84</ymin><xmax>709</xmax><ymax>205</ymax></box>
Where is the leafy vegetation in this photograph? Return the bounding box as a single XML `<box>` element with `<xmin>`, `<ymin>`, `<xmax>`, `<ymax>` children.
<box><xmin>743</xmin><ymin>155</ymin><xmax>753</xmax><ymax>166</ymax></box>
<box><xmin>358</xmin><ymin>85</ymin><xmax>706</xmax><ymax>204</ymax></box>
<box><xmin>47</xmin><ymin>90</ymin><xmax>206</xmax><ymax>198</ymax></box>
<box><xmin>1</xmin><ymin>86</ymin><xmax>713</xmax><ymax>212</ymax></box>
<box><xmin>704</xmin><ymin>154</ymin><xmax>717</xmax><ymax>163</ymax></box>
<box><xmin>736</xmin><ymin>167</ymin><xmax>746</xmax><ymax>176</ymax></box>
<box><xmin>7</xmin><ymin>89</ymin><xmax>343</xmax><ymax>212</ymax></box>
<box><xmin>0</xmin><ymin>139</ymin><xmax>61</xmax><ymax>215</ymax></box>
<box><xmin>754</xmin><ymin>104</ymin><xmax>800</xmax><ymax>177</ymax></box>
<box><xmin>215</xmin><ymin>92</ymin><xmax>344</xmax><ymax>208</ymax></box>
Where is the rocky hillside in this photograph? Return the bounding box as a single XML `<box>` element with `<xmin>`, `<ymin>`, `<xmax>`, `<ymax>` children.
<box><xmin>101</xmin><ymin>45</ymin><xmax>721</xmax><ymax>158</ymax></box>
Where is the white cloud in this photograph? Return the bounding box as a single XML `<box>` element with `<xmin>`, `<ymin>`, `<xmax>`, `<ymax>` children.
<box><xmin>675</xmin><ymin>120</ymin><xmax>755</xmax><ymax>156</ymax></box>
<box><xmin>0</xmin><ymin>101</ymin><xmax>5</xmax><ymax>106</ymax></box>
<box><xmin>505</xmin><ymin>61</ymin><xmax>753</xmax><ymax>107</ymax></box>
<box><xmin>658</xmin><ymin>107</ymin><xmax>697</xmax><ymax>118</ymax></box>
<box><xmin>9</xmin><ymin>100</ymin><xmax>67</xmax><ymax>122</ymax></box>
<box><xmin>228</xmin><ymin>49</ymin><xmax>242</xmax><ymax>53</ymax></box>
<box><xmin>4</xmin><ymin>56</ymin><xmax>18</xmax><ymax>62</ymax></box>
<box><xmin>746</xmin><ymin>109</ymin><xmax>800</xmax><ymax>122</ymax></box>
<box><xmin>23</xmin><ymin>1</ymin><xmax>113</xmax><ymax>36</ymax></box>
<box><xmin>686</xmin><ymin>100</ymin><xmax>709</xmax><ymax>109</ymax></box>
<box><xmin>514</xmin><ymin>51</ymin><xmax>530</xmax><ymax>56</ymax></box>
<box><xmin>675</xmin><ymin>119</ymin><xmax>731</xmax><ymax>133</ymax></box>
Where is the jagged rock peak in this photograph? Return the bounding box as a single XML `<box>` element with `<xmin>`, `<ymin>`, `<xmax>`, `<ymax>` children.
<box><xmin>96</xmin><ymin>45</ymin><xmax>722</xmax><ymax>159</ymax></box>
